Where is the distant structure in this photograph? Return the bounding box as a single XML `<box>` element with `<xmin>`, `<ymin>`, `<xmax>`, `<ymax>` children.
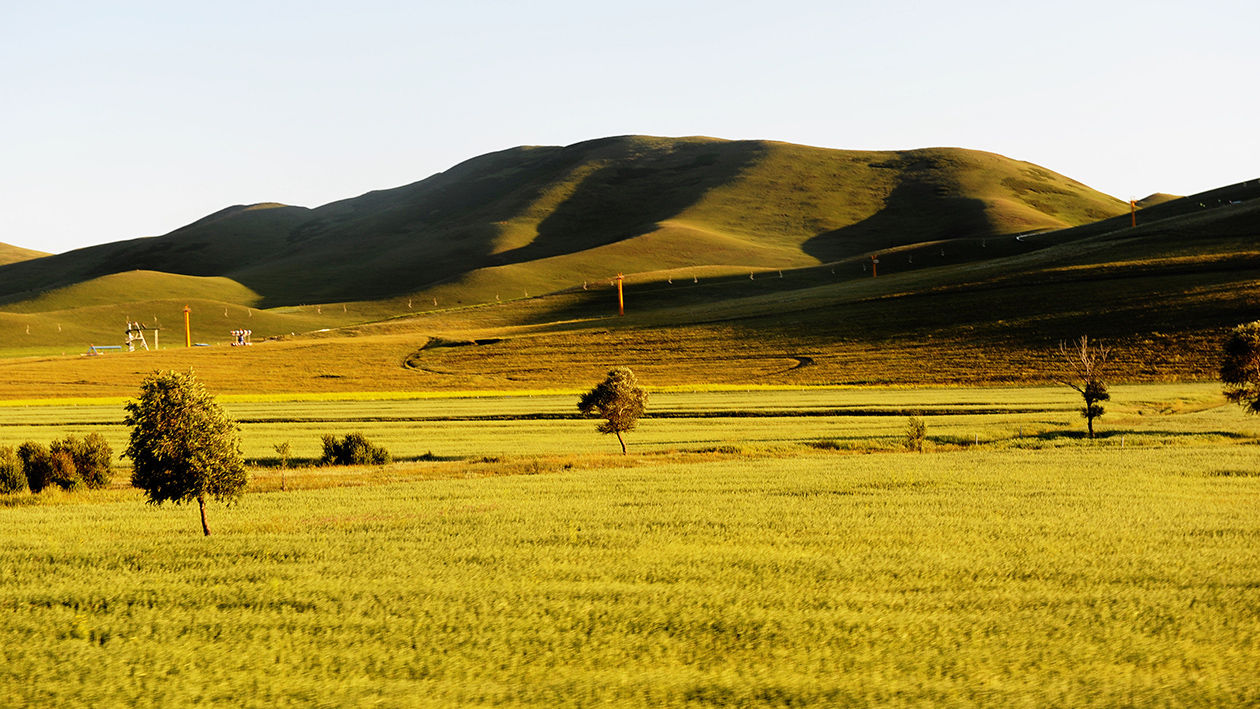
<box><xmin>124</xmin><ymin>321</ymin><xmax>158</xmax><ymax>351</ymax></box>
<box><xmin>230</xmin><ymin>329</ymin><xmax>252</xmax><ymax>347</ymax></box>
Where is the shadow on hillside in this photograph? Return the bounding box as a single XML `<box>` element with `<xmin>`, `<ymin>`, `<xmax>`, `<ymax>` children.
<box><xmin>490</xmin><ymin>141</ymin><xmax>759</xmax><ymax>266</ymax></box>
<box><xmin>803</xmin><ymin>178</ymin><xmax>995</xmax><ymax>263</ymax></box>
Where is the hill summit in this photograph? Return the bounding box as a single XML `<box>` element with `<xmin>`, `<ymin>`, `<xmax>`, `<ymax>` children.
<box><xmin>0</xmin><ymin>136</ymin><xmax>1124</xmax><ymax>308</ymax></box>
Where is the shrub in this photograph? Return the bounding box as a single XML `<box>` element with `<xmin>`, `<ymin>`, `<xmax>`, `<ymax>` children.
<box><xmin>48</xmin><ymin>449</ymin><xmax>82</xmax><ymax>491</ymax></box>
<box><xmin>18</xmin><ymin>441</ymin><xmax>53</xmax><ymax>493</ymax></box>
<box><xmin>320</xmin><ymin>433</ymin><xmax>391</xmax><ymax>466</ymax></box>
<box><xmin>905</xmin><ymin>415</ymin><xmax>927</xmax><ymax>452</ymax></box>
<box><xmin>51</xmin><ymin>434</ymin><xmax>113</xmax><ymax>489</ymax></box>
<box><xmin>0</xmin><ymin>446</ymin><xmax>26</xmax><ymax>494</ymax></box>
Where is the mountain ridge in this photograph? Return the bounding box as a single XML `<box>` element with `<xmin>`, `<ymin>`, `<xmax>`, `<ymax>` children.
<box><xmin>0</xmin><ymin>136</ymin><xmax>1126</xmax><ymax>308</ymax></box>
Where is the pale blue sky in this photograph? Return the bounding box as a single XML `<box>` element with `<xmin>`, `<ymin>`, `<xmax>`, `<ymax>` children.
<box><xmin>3</xmin><ymin>0</ymin><xmax>1256</xmax><ymax>254</ymax></box>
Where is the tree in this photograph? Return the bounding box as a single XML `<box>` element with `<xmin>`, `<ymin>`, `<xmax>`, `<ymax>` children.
<box><xmin>1221</xmin><ymin>321</ymin><xmax>1260</xmax><ymax>413</ymax></box>
<box><xmin>124</xmin><ymin>370</ymin><xmax>247</xmax><ymax>536</ymax></box>
<box><xmin>1058</xmin><ymin>335</ymin><xmax>1111</xmax><ymax>439</ymax></box>
<box><xmin>578</xmin><ymin>367</ymin><xmax>648</xmax><ymax>454</ymax></box>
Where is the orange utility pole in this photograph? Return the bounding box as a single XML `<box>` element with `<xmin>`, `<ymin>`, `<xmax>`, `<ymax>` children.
<box><xmin>183</xmin><ymin>305</ymin><xmax>192</xmax><ymax>347</ymax></box>
<box><xmin>616</xmin><ymin>273</ymin><xmax>625</xmax><ymax>316</ymax></box>
<box><xmin>870</xmin><ymin>255</ymin><xmax>879</xmax><ymax>278</ymax></box>
<box><xmin>1130</xmin><ymin>199</ymin><xmax>1137</xmax><ymax>228</ymax></box>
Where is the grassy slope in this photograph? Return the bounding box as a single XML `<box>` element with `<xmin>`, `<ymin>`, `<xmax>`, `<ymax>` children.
<box><xmin>0</xmin><ymin>242</ymin><xmax>49</xmax><ymax>266</ymax></box>
<box><xmin>0</xmin><ymin>189</ymin><xmax>1254</xmax><ymax>397</ymax></box>
<box><xmin>0</xmin><ymin>136</ymin><xmax>1125</xmax><ymax>310</ymax></box>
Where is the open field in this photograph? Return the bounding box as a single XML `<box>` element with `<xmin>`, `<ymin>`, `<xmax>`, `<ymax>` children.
<box><xmin>0</xmin><ymin>384</ymin><xmax>1248</xmax><ymax>464</ymax></box>
<box><xmin>1</xmin><ymin>437</ymin><xmax>1258</xmax><ymax>705</ymax></box>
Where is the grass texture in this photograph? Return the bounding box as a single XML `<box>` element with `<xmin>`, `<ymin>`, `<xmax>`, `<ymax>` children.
<box><xmin>0</xmin><ymin>445</ymin><xmax>1257</xmax><ymax>706</ymax></box>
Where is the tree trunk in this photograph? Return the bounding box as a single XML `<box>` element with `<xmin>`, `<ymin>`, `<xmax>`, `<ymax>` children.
<box><xmin>198</xmin><ymin>494</ymin><xmax>211</xmax><ymax>536</ymax></box>
<box><xmin>1087</xmin><ymin>416</ymin><xmax>1095</xmax><ymax>440</ymax></box>
<box><xmin>615</xmin><ymin>430</ymin><xmax>626</xmax><ymax>455</ymax></box>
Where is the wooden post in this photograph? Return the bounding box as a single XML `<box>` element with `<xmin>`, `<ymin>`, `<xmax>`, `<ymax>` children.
<box><xmin>871</xmin><ymin>255</ymin><xmax>879</xmax><ymax>278</ymax></box>
<box><xmin>1131</xmin><ymin>199</ymin><xmax>1137</xmax><ymax>228</ymax></box>
<box><xmin>183</xmin><ymin>305</ymin><xmax>191</xmax><ymax>348</ymax></box>
<box><xmin>616</xmin><ymin>273</ymin><xmax>625</xmax><ymax>316</ymax></box>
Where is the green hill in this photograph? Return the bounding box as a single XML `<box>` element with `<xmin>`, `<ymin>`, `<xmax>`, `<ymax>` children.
<box><xmin>0</xmin><ymin>137</ymin><xmax>1125</xmax><ymax>309</ymax></box>
<box><xmin>4</xmin><ymin>137</ymin><xmax>1257</xmax><ymax>390</ymax></box>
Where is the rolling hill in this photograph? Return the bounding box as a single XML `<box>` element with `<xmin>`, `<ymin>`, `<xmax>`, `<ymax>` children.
<box><xmin>0</xmin><ymin>242</ymin><xmax>49</xmax><ymax>267</ymax></box>
<box><xmin>0</xmin><ymin>136</ymin><xmax>1256</xmax><ymax>393</ymax></box>
<box><xmin>0</xmin><ymin>136</ymin><xmax>1125</xmax><ymax>309</ymax></box>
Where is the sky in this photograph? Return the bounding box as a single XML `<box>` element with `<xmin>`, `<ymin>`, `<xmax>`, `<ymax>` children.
<box><xmin>2</xmin><ymin>0</ymin><xmax>1257</xmax><ymax>254</ymax></box>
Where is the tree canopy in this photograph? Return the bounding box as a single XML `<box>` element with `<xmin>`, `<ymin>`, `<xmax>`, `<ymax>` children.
<box><xmin>124</xmin><ymin>370</ymin><xmax>247</xmax><ymax>535</ymax></box>
<box><xmin>1221</xmin><ymin>321</ymin><xmax>1260</xmax><ymax>414</ymax></box>
<box><xmin>578</xmin><ymin>367</ymin><xmax>648</xmax><ymax>454</ymax></box>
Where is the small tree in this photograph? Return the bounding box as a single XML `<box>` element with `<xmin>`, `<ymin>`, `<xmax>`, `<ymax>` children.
<box><xmin>578</xmin><ymin>367</ymin><xmax>648</xmax><ymax>454</ymax></box>
<box><xmin>1058</xmin><ymin>335</ymin><xmax>1111</xmax><ymax>439</ymax></box>
<box><xmin>904</xmin><ymin>414</ymin><xmax>927</xmax><ymax>452</ymax></box>
<box><xmin>124</xmin><ymin>370</ymin><xmax>247</xmax><ymax>536</ymax></box>
<box><xmin>1221</xmin><ymin>321</ymin><xmax>1260</xmax><ymax>414</ymax></box>
<box><xmin>273</xmin><ymin>441</ymin><xmax>292</xmax><ymax>491</ymax></box>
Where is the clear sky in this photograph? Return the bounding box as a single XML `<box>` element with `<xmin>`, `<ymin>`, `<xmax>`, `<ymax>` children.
<box><xmin>3</xmin><ymin>0</ymin><xmax>1256</xmax><ymax>254</ymax></box>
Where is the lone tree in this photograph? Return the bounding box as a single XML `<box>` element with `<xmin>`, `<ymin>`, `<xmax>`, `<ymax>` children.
<box><xmin>124</xmin><ymin>370</ymin><xmax>247</xmax><ymax>535</ymax></box>
<box><xmin>1220</xmin><ymin>321</ymin><xmax>1260</xmax><ymax>413</ymax></box>
<box><xmin>578</xmin><ymin>367</ymin><xmax>648</xmax><ymax>454</ymax></box>
<box><xmin>1058</xmin><ymin>335</ymin><xmax>1111</xmax><ymax>439</ymax></box>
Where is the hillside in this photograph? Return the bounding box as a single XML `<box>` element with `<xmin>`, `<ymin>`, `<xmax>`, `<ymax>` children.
<box><xmin>0</xmin><ymin>242</ymin><xmax>49</xmax><ymax>266</ymax></box>
<box><xmin>0</xmin><ymin>137</ymin><xmax>1125</xmax><ymax>310</ymax></box>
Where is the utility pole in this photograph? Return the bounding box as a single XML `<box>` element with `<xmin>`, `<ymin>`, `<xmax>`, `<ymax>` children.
<box><xmin>616</xmin><ymin>273</ymin><xmax>625</xmax><ymax>316</ymax></box>
<box><xmin>870</xmin><ymin>255</ymin><xmax>879</xmax><ymax>278</ymax></box>
<box><xmin>1130</xmin><ymin>198</ymin><xmax>1137</xmax><ymax>228</ymax></box>
<box><xmin>183</xmin><ymin>305</ymin><xmax>192</xmax><ymax>348</ymax></box>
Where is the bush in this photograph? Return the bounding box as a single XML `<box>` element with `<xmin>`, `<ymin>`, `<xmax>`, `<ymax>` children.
<box><xmin>18</xmin><ymin>441</ymin><xmax>53</xmax><ymax>493</ymax></box>
<box><xmin>0</xmin><ymin>446</ymin><xmax>26</xmax><ymax>494</ymax></box>
<box><xmin>51</xmin><ymin>434</ymin><xmax>113</xmax><ymax>489</ymax></box>
<box><xmin>904</xmin><ymin>415</ymin><xmax>927</xmax><ymax>452</ymax></box>
<box><xmin>48</xmin><ymin>449</ymin><xmax>82</xmax><ymax>491</ymax></box>
<box><xmin>319</xmin><ymin>433</ymin><xmax>391</xmax><ymax>466</ymax></box>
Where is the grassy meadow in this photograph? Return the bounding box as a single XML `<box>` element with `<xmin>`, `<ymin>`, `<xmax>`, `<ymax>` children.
<box><xmin>2</xmin><ymin>384</ymin><xmax>1259</xmax><ymax>705</ymax></box>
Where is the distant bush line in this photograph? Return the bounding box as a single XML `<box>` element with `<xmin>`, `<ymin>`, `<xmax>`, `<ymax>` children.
<box><xmin>1</xmin><ymin>434</ymin><xmax>113</xmax><ymax>494</ymax></box>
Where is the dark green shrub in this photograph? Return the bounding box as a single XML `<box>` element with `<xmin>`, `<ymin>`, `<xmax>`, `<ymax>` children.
<box><xmin>319</xmin><ymin>433</ymin><xmax>391</xmax><ymax>466</ymax></box>
<box><xmin>51</xmin><ymin>434</ymin><xmax>113</xmax><ymax>489</ymax></box>
<box><xmin>18</xmin><ymin>441</ymin><xmax>53</xmax><ymax>493</ymax></box>
<box><xmin>0</xmin><ymin>446</ymin><xmax>26</xmax><ymax>494</ymax></box>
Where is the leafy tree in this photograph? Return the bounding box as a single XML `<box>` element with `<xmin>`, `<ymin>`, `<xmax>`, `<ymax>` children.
<box><xmin>0</xmin><ymin>446</ymin><xmax>26</xmax><ymax>494</ymax></box>
<box><xmin>1221</xmin><ymin>321</ymin><xmax>1260</xmax><ymax>414</ymax></box>
<box><xmin>124</xmin><ymin>370</ymin><xmax>247</xmax><ymax>536</ymax></box>
<box><xmin>1058</xmin><ymin>335</ymin><xmax>1111</xmax><ymax>439</ymax></box>
<box><xmin>319</xmin><ymin>433</ymin><xmax>390</xmax><ymax>466</ymax></box>
<box><xmin>578</xmin><ymin>367</ymin><xmax>648</xmax><ymax>454</ymax></box>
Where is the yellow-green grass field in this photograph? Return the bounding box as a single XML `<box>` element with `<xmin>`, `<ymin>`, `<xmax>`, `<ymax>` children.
<box><xmin>1</xmin><ymin>444</ymin><xmax>1258</xmax><ymax>706</ymax></box>
<box><xmin>1</xmin><ymin>384</ymin><xmax>1259</xmax><ymax>705</ymax></box>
